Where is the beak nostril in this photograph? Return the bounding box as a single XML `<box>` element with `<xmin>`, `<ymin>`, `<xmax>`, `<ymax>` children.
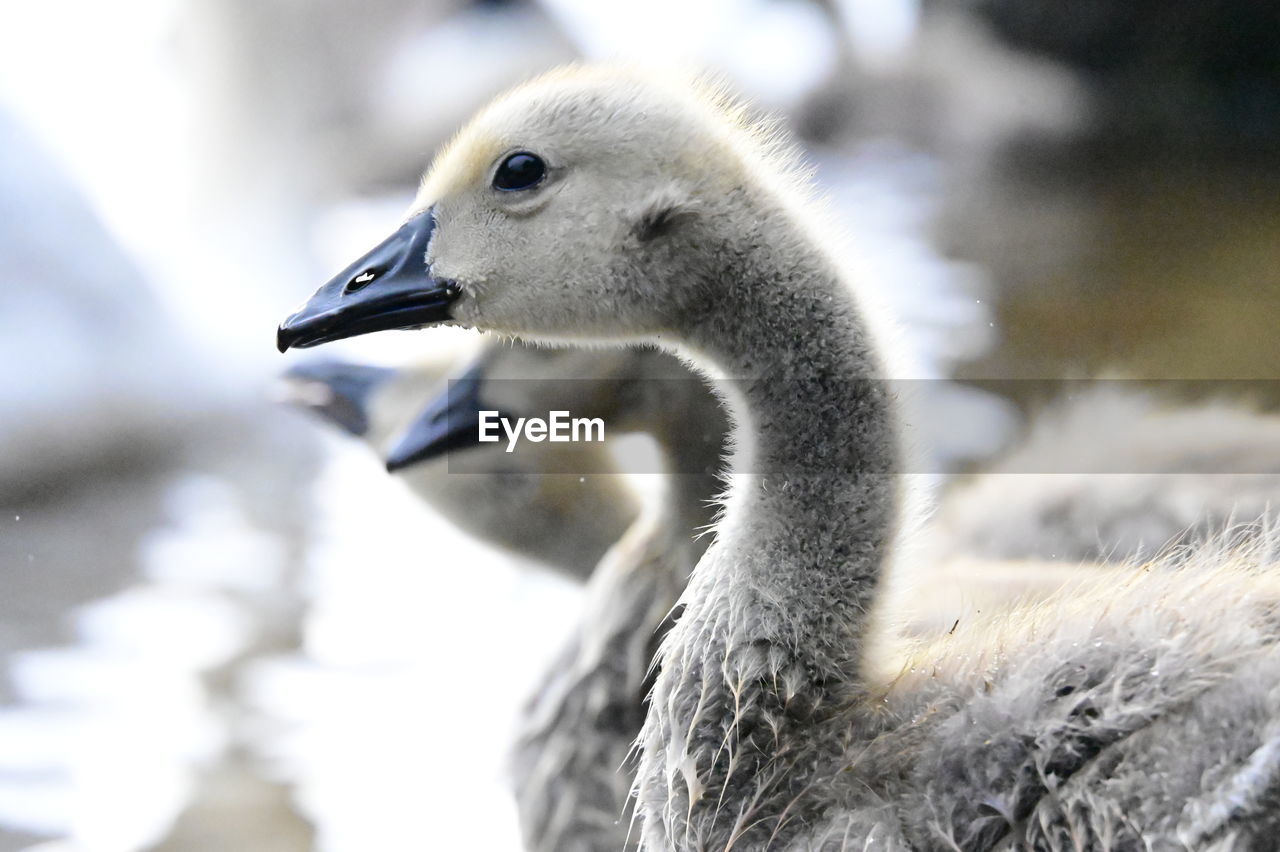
<box><xmin>345</xmin><ymin>268</ymin><xmax>380</xmax><ymax>294</ymax></box>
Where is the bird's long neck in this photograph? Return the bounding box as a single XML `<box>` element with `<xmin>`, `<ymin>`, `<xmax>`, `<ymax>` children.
<box><xmin>636</xmin><ymin>211</ymin><xmax>901</xmax><ymax>850</ymax></box>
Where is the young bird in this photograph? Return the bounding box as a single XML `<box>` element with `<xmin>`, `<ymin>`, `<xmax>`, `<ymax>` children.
<box><xmin>279</xmin><ymin>66</ymin><xmax>1280</xmax><ymax>850</ymax></box>
<box><xmin>280</xmin><ymin>349</ymin><xmax>638</xmax><ymax>581</ymax></box>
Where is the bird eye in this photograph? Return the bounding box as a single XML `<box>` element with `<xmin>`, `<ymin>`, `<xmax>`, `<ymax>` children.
<box><xmin>493</xmin><ymin>152</ymin><xmax>546</xmax><ymax>192</ymax></box>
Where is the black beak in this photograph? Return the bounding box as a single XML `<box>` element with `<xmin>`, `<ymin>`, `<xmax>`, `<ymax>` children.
<box><xmin>384</xmin><ymin>359</ymin><xmax>511</xmax><ymax>472</ymax></box>
<box><xmin>278</xmin><ymin>358</ymin><xmax>397</xmax><ymax>437</ymax></box>
<box><xmin>276</xmin><ymin>209</ymin><xmax>460</xmax><ymax>352</ymax></box>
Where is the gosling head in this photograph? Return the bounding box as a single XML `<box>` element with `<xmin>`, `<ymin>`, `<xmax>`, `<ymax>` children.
<box><xmin>383</xmin><ymin>344</ymin><xmax>685</xmax><ymax>472</ymax></box>
<box><xmin>278</xmin><ymin>358</ymin><xmax>398</xmax><ymax>439</ymax></box>
<box><xmin>277</xmin><ymin>65</ymin><xmax>799</xmax><ymax>351</ymax></box>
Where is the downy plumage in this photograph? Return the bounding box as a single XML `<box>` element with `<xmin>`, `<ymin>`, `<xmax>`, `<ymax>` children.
<box><xmin>278</xmin><ymin>66</ymin><xmax>1280</xmax><ymax>850</ymax></box>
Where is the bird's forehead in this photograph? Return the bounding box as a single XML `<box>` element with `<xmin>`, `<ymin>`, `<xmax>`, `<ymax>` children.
<box><xmin>414</xmin><ymin>67</ymin><xmax>764</xmax><ymax>212</ymax></box>
<box><xmin>417</xmin><ymin>122</ymin><xmax>506</xmax><ymax>207</ymax></box>
<box><xmin>417</xmin><ymin>77</ymin><xmax>682</xmax><ymax>206</ymax></box>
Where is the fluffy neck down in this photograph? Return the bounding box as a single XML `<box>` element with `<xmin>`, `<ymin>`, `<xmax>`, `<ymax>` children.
<box><xmin>635</xmin><ymin>202</ymin><xmax>901</xmax><ymax>850</ymax></box>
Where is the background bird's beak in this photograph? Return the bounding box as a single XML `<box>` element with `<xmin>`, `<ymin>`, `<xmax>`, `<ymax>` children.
<box><xmin>276</xmin><ymin>358</ymin><xmax>398</xmax><ymax>437</ymax></box>
<box><xmin>276</xmin><ymin>209</ymin><xmax>459</xmax><ymax>352</ymax></box>
<box><xmin>384</xmin><ymin>359</ymin><xmax>507</xmax><ymax>472</ymax></box>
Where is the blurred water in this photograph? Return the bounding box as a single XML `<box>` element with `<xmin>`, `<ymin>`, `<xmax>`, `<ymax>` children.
<box><xmin>0</xmin><ymin>422</ymin><xmax>591</xmax><ymax>851</ymax></box>
<box><xmin>245</xmin><ymin>443</ymin><xmax>582</xmax><ymax>852</ymax></box>
<box><xmin>0</xmin><ymin>412</ymin><xmax>315</xmax><ymax>852</ymax></box>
